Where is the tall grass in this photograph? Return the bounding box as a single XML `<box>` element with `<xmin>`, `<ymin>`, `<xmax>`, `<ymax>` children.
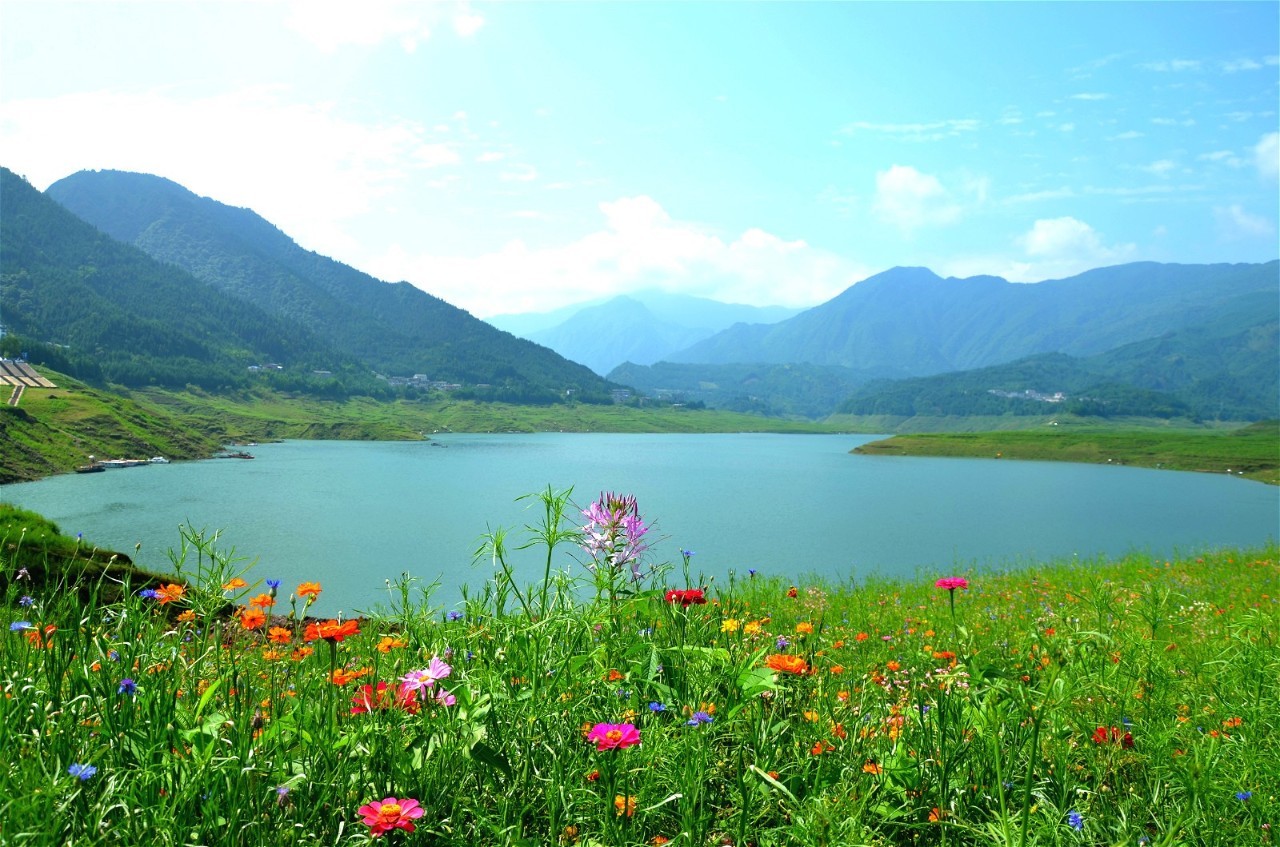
<box><xmin>1</xmin><ymin>491</ymin><xmax>1276</xmax><ymax>845</ymax></box>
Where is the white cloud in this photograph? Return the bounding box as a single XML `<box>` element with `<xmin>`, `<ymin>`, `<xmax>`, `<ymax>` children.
<box><xmin>1198</xmin><ymin>149</ymin><xmax>1244</xmax><ymax>168</ymax></box>
<box><xmin>284</xmin><ymin>0</ymin><xmax>482</xmax><ymax>52</ymax></box>
<box><xmin>366</xmin><ymin>196</ymin><xmax>870</xmax><ymax>316</ymax></box>
<box><xmin>1256</xmin><ymin>132</ymin><xmax>1279</xmax><ymax>181</ymax></box>
<box><xmin>1110</xmin><ymin>130</ymin><xmax>1144</xmax><ymax>140</ymax></box>
<box><xmin>1222</xmin><ymin>58</ymin><xmax>1262</xmax><ymax>73</ymax></box>
<box><xmin>1069</xmin><ymin>93</ymin><xmax>1109</xmax><ymax>101</ymax></box>
<box><xmin>0</xmin><ymin>87</ymin><xmax>460</xmax><ymax>258</ymax></box>
<box><xmin>1214</xmin><ymin>205</ymin><xmax>1274</xmax><ymax>239</ymax></box>
<box><xmin>936</xmin><ymin>217</ymin><xmax>1136</xmax><ymax>282</ymax></box>
<box><xmin>872</xmin><ymin>165</ymin><xmax>977</xmax><ymax>231</ymax></box>
<box><xmin>1140</xmin><ymin>59</ymin><xmax>1201</xmax><ymax>72</ymax></box>
<box><xmin>1139</xmin><ymin>159</ymin><xmax>1177</xmax><ymax>178</ymax></box>
<box><xmin>840</xmin><ymin>119</ymin><xmax>979</xmax><ymax>142</ymax></box>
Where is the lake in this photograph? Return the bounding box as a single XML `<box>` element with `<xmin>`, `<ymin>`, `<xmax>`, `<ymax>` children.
<box><xmin>2</xmin><ymin>434</ymin><xmax>1276</xmax><ymax>615</ymax></box>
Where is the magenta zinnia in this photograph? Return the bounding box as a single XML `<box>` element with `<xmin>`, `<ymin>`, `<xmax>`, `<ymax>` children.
<box><xmin>358</xmin><ymin>796</ymin><xmax>425</xmax><ymax>837</ymax></box>
<box><xmin>935</xmin><ymin>577</ymin><xmax>969</xmax><ymax>591</ymax></box>
<box><xmin>586</xmin><ymin>722</ymin><xmax>641</xmax><ymax>751</ymax></box>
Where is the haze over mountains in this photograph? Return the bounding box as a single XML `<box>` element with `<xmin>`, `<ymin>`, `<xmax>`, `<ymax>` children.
<box><xmin>2</xmin><ymin>165</ymin><xmax>1275</xmax><ymax>424</ymax></box>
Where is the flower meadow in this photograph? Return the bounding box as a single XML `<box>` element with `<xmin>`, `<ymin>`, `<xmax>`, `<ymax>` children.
<box><xmin>1</xmin><ymin>490</ymin><xmax>1277</xmax><ymax>846</ymax></box>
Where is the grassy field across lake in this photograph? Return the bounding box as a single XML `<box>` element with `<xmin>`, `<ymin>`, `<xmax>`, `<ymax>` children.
<box><xmin>2</xmin><ymin>495</ymin><xmax>1277</xmax><ymax>845</ymax></box>
<box><xmin>854</xmin><ymin>420</ymin><xmax>1280</xmax><ymax>485</ymax></box>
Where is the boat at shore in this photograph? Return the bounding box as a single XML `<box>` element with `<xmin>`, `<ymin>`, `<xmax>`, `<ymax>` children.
<box><xmin>75</xmin><ymin>463</ymin><xmax>105</xmax><ymax>473</ymax></box>
<box><xmin>98</xmin><ymin>458</ymin><xmax>149</xmax><ymax>469</ymax></box>
<box><xmin>215</xmin><ymin>451</ymin><xmax>255</xmax><ymax>460</ymax></box>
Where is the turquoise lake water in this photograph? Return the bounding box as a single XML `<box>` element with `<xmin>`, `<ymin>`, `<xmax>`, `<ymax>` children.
<box><xmin>2</xmin><ymin>434</ymin><xmax>1276</xmax><ymax>615</ymax></box>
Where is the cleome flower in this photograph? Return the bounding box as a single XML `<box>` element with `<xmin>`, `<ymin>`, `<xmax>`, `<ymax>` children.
<box><xmin>581</xmin><ymin>492</ymin><xmax>650</xmax><ymax>580</ymax></box>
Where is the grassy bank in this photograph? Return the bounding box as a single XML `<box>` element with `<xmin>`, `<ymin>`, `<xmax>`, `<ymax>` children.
<box><xmin>2</xmin><ymin>494</ymin><xmax>1277</xmax><ymax>845</ymax></box>
<box><xmin>854</xmin><ymin>420</ymin><xmax>1280</xmax><ymax>484</ymax></box>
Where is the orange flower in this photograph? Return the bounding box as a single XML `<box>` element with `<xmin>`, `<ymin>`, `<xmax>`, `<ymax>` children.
<box><xmin>249</xmin><ymin>593</ymin><xmax>275</xmax><ymax>609</ymax></box>
<box><xmin>155</xmin><ymin>583</ymin><xmax>186</xmax><ymax>605</ymax></box>
<box><xmin>240</xmin><ymin>609</ymin><xmax>267</xmax><ymax>630</ymax></box>
<box><xmin>829</xmin><ymin>665</ymin><xmax>845</xmax><ymax>675</ymax></box>
<box><xmin>290</xmin><ymin>646</ymin><xmax>314</xmax><ymax>662</ymax></box>
<box><xmin>305</xmin><ymin>619</ymin><xmax>360</xmax><ymax>643</ymax></box>
<box><xmin>831</xmin><ymin>722</ymin><xmax>847</xmax><ymax>740</ymax></box>
<box><xmin>177</xmin><ymin>609</ymin><xmax>197</xmax><ymax>623</ymax></box>
<box><xmin>262</xmin><ymin>649</ymin><xmax>284</xmax><ymax>661</ymax></box>
<box><xmin>331</xmin><ymin>667</ymin><xmax>370</xmax><ymax>686</ymax></box>
<box><xmin>766</xmin><ymin>654</ymin><xmax>810</xmax><ymax>675</ymax></box>
<box><xmin>268</xmin><ymin>626</ymin><xmax>293</xmax><ymax>645</ymax></box>
<box><xmin>222</xmin><ymin>578</ymin><xmax>248</xmax><ymax>591</ymax></box>
<box><xmin>862</xmin><ymin>761</ymin><xmax>883</xmax><ymax>775</ymax></box>
<box><xmin>855</xmin><ymin>632</ymin><xmax>869</xmax><ymax>642</ymax></box>
<box><xmin>795</xmin><ymin>622</ymin><xmax>814</xmax><ymax>635</ymax></box>
<box><xmin>810</xmin><ymin>740</ymin><xmax>833</xmax><ymax>756</ymax></box>
<box><xmin>377</xmin><ymin>636</ymin><xmax>407</xmax><ymax>653</ymax></box>
<box><xmin>885</xmin><ymin>660</ymin><xmax>901</xmax><ymax>672</ymax></box>
<box><xmin>606</xmin><ymin>669</ymin><xmax>625</xmax><ymax>682</ymax></box>
<box><xmin>296</xmin><ymin>581</ymin><xmax>322</xmax><ymax>599</ymax></box>
<box><xmin>613</xmin><ymin>795</ymin><xmax>637</xmax><ymax>817</ymax></box>
<box><xmin>929</xmin><ymin>807</ymin><xmax>947</xmax><ymax>823</ymax></box>
<box><xmin>786</xmin><ymin>586</ymin><xmax>799</xmax><ymax>599</ymax></box>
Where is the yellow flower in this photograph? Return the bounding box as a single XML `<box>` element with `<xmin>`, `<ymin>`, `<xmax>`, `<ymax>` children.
<box><xmin>796</xmin><ymin>622</ymin><xmax>814</xmax><ymax>635</ymax></box>
<box><xmin>721</xmin><ymin>618</ymin><xmax>741</xmax><ymax>633</ymax></box>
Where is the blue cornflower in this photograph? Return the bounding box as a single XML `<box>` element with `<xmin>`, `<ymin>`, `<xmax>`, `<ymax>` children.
<box><xmin>648</xmin><ymin>701</ymin><xmax>667</xmax><ymax>713</ymax></box>
<box><xmin>681</xmin><ymin>549</ymin><xmax>695</xmax><ymax>558</ymax></box>
<box><xmin>18</xmin><ymin>595</ymin><xmax>34</xmax><ymax>607</ymax></box>
<box><xmin>447</xmin><ymin>610</ymin><xmax>464</xmax><ymax>621</ymax></box>
<box><xmin>1067</xmin><ymin>811</ymin><xmax>1083</xmax><ymax>831</ymax></box>
<box><xmin>118</xmin><ymin>678</ymin><xmax>137</xmax><ymax>695</ymax></box>
<box><xmin>616</xmin><ymin>689</ymin><xmax>629</xmax><ymax>698</ymax></box>
<box><xmin>686</xmin><ymin>710</ymin><xmax>714</xmax><ymax>726</ymax></box>
<box><xmin>775</xmin><ymin>636</ymin><xmax>790</xmax><ymax>650</ymax></box>
<box><xmin>68</xmin><ymin>763</ymin><xmax>97</xmax><ymax>781</ymax></box>
<box><xmin>137</xmin><ymin>589</ymin><xmax>159</xmax><ymax>600</ymax></box>
<box><xmin>10</xmin><ymin>621</ymin><xmax>32</xmax><ymax>632</ymax></box>
<box><xmin>748</xmin><ymin>569</ymin><xmax>757</xmax><ymax>577</ymax></box>
<box><xmin>1236</xmin><ymin>791</ymin><xmax>1252</xmax><ymax>801</ymax></box>
<box><xmin>108</xmin><ymin>650</ymin><xmax>120</xmax><ymax>662</ymax></box>
<box><xmin>266</xmin><ymin>579</ymin><xmax>281</xmax><ymax>597</ymax></box>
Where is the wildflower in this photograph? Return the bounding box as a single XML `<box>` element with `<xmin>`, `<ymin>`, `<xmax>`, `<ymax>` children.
<box><xmin>18</xmin><ymin>595</ymin><xmax>33</xmax><ymax>607</ymax></box>
<box><xmin>447</xmin><ymin>610</ymin><xmax>464</xmax><ymax>621</ymax></box>
<box><xmin>240</xmin><ymin>609</ymin><xmax>267</xmax><ymax>631</ymax></box>
<box><xmin>1091</xmin><ymin>726</ymin><xmax>1134</xmax><ymax>748</ymax></box>
<box><xmin>614</xmin><ymin>794</ymin><xmax>637</xmax><ymax>817</ymax></box>
<box><xmin>266</xmin><ymin>579</ymin><xmax>281</xmax><ymax>596</ymax></box>
<box><xmin>586</xmin><ymin>722</ymin><xmax>641</xmax><ymax>751</ymax></box>
<box><xmin>434</xmin><ymin>688</ymin><xmax>457</xmax><ymax>707</ymax></box>
<box><xmin>155</xmin><ymin>583</ymin><xmax>186</xmax><ymax>605</ymax></box>
<box><xmin>249</xmin><ymin>594</ymin><xmax>275</xmax><ymax>609</ymax></box>
<box><xmin>664</xmin><ymin>588</ymin><xmax>707</xmax><ymax>607</ymax></box>
<box><xmin>177</xmin><ymin>609</ymin><xmax>196</xmax><ymax>622</ymax></box>
<box><xmin>586</xmin><ymin>770</ymin><xmax>600</xmax><ymax>782</ymax></box>
<box><xmin>350</xmin><ymin>682</ymin><xmax>420</xmax><ymax>715</ymax></box>
<box><xmin>331</xmin><ymin>668</ymin><xmax>370</xmax><ymax>686</ymax></box>
<box><xmin>68</xmin><ymin>763</ymin><xmax>97</xmax><ymax>781</ymax></box>
<box><xmin>10</xmin><ymin>621</ymin><xmax>32</xmax><ymax>632</ymax></box>
<box><xmin>222</xmin><ymin>577</ymin><xmax>248</xmax><ymax>591</ymax></box>
<box><xmin>400</xmin><ymin>657</ymin><xmax>452</xmax><ymax>697</ymax></box>
<box><xmin>862</xmin><ymin>761</ymin><xmax>883</xmax><ymax>775</ymax></box>
<box><xmin>748</xmin><ymin>568</ymin><xmax>757</xmax><ymax>577</ymax></box>
<box><xmin>357</xmin><ymin>797</ymin><xmax>425</xmax><ymax>837</ymax></box>
<box><xmin>296</xmin><ymin>581</ymin><xmax>322</xmax><ymax>599</ymax></box>
<box><xmin>648</xmin><ymin>701</ymin><xmax>667</xmax><ymax>713</ymax></box>
<box><xmin>275</xmin><ymin>786</ymin><xmax>291</xmax><ymax>807</ymax></box>
<box><xmin>929</xmin><ymin>807</ymin><xmax>947</xmax><ymax>823</ymax></box>
<box><xmin>935</xmin><ymin>577</ymin><xmax>968</xmax><ymax>591</ymax></box>
<box><xmin>786</xmin><ymin>586</ymin><xmax>798</xmax><ymax>598</ymax></box>
<box><xmin>304</xmin><ymin>619</ymin><xmax>360</xmax><ymax>643</ymax></box>
<box><xmin>765</xmin><ymin>654</ymin><xmax>809</xmax><ymax>675</ymax></box>
<box><xmin>1067</xmin><ymin>810</ymin><xmax>1084</xmax><ymax>830</ymax></box>
<box><xmin>743</xmin><ymin>621</ymin><xmax>764</xmax><ymax>636</ymax></box>
<box><xmin>268</xmin><ymin>626</ymin><xmax>293</xmax><ymax>645</ymax></box>
<box><xmin>721</xmin><ymin>618</ymin><xmax>740</xmax><ymax>633</ymax></box>
<box><xmin>117</xmin><ymin>678</ymin><xmax>137</xmax><ymax>695</ymax></box>
<box><xmin>1236</xmin><ymin>791</ymin><xmax>1252</xmax><ymax>801</ymax></box>
<box><xmin>376</xmin><ymin>636</ymin><xmax>407</xmax><ymax>653</ymax></box>
<box><xmin>775</xmin><ymin>635</ymin><xmax>790</xmax><ymax>650</ymax></box>
<box><xmin>137</xmin><ymin>589</ymin><xmax>160</xmax><ymax>600</ymax></box>
<box><xmin>811</xmin><ymin>740</ymin><xmax>833</xmax><ymax>756</ymax></box>
<box><xmin>290</xmin><ymin>646</ymin><xmax>314</xmax><ymax>661</ymax></box>
<box><xmin>796</xmin><ymin>622</ymin><xmax>814</xmax><ymax>635</ymax></box>
<box><xmin>581</xmin><ymin>492</ymin><xmax>650</xmax><ymax>580</ymax></box>
<box><xmin>686</xmin><ymin>710</ymin><xmax>714</xmax><ymax>726</ymax></box>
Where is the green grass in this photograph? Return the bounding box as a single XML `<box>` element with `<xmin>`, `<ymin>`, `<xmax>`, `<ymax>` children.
<box><xmin>854</xmin><ymin>420</ymin><xmax>1280</xmax><ymax>484</ymax></box>
<box><xmin>2</xmin><ymin>494</ymin><xmax>1277</xmax><ymax>845</ymax></box>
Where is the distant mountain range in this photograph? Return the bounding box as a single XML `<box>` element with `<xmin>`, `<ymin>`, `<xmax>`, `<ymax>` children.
<box><xmin>487</xmin><ymin>292</ymin><xmax>799</xmax><ymax>375</ymax></box>
<box><xmin>24</xmin><ymin>169</ymin><xmax>611</xmax><ymax>401</ymax></box>
<box><xmin>613</xmin><ymin>262</ymin><xmax>1278</xmax><ymax>421</ymax></box>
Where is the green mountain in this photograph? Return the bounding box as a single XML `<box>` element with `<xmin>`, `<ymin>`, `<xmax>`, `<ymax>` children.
<box><xmin>45</xmin><ymin>169</ymin><xmax>612</xmax><ymax>401</ymax></box>
<box><xmin>670</xmin><ymin>263</ymin><xmax>1279</xmax><ymax>378</ymax></box>
<box><xmin>607</xmin><ymin>360</ymin><xmax>872</xmax><ymax>418</ymax></box>
<box><xmin>0</xmin><ymin>167</ymin><xmax>345</xmax><ymax>389</ymax></box>
<box><xmin>837</xmin><ymin>303</ymin><xmax>1279</xmax><ymax>421</ymax></box>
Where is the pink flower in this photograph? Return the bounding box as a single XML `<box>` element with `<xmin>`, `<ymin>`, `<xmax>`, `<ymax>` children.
<box><xmin>935</xmin><ymin>577</ymin><xmax>969</xmax><ymax>591</ymax></box>
<box><xmin>400</xmin><ymin>656</ymin><xmax>453</xmax><ymax>698</ymax></box>
<box><xmin>357</xmin><ymin>797</ymin><xmax>425</xmax><ymax>837</ymax></box>
<box><xmin>586</xmin><ymin>722</ymin><xmax>641</xmax><ymax>751</ymax></box>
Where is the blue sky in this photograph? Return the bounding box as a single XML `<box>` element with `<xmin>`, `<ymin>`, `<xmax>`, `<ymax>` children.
<box><xmin>2</xmin><ymin>1</ymin><xmax>1276</xmax><ymax>317</ymax></box>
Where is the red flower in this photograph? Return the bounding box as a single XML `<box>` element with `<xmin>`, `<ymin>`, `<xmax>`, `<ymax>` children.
<box><xmin>305</xmin><ymin>619</ymin><xmax>361</xmax><ymax>643</ymax></box>
<box><xmin>935</xmin><ymin>577</ymin><xmax>969</xmax><ymax>591</ymax></box>
<box><xmin>786</xmin><ymin>586</ymin><xmax>799</xmax><ymax>598</ymax></box>
<box><xmin>1091</xmin><ymin>726</ymin><xmax>1134</xmax><ymax>747</ymax></box>
<box><xmin>350</xmin><ymin>682</ymin><xmax>420</xmax><ymax>715</ymax></box>
<box><xmin>664</xmin><ymin>588</ymin><xmax>707</xmax><ymax>607</ymax></box>
<box><xmin>357</xmin><ymin>797</ymin><xmax>424</xmax><ymax>837</ymax></box>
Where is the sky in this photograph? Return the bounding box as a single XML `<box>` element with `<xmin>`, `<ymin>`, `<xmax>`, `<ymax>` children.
<box><xmin>2</xmin><ymin>1</ymin><xmax>1277</xmax><ymax>318</ymax></box>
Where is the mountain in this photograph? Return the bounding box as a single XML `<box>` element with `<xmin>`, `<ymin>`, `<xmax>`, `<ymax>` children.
<box><xmin>45</xmin><ymin>169</ymin><xmax>612</xmax><ymax>400</ymax></box>
<box><xmin>488</xmin><ymin>290</ymin><xmax>801</xmax><ymax>375</ymax></box>
<box><xmin>607</xmin><ymin>360</ymin><xmax>871</xmax><ymax>418</ymax></box>
<box><xmin>669</xmin><ymin>263</ymin><xmax>1279</xmax><ymax>379</ymax></box>
<box><xmin>0</xmin><ymin>167</ymin><xmax>347</xmax><ymax>389</ymax></box>
<box><xmin>837</xmin><ymin>301</ymin><xmax>1279</xmax><ymax>421</ymax></box>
